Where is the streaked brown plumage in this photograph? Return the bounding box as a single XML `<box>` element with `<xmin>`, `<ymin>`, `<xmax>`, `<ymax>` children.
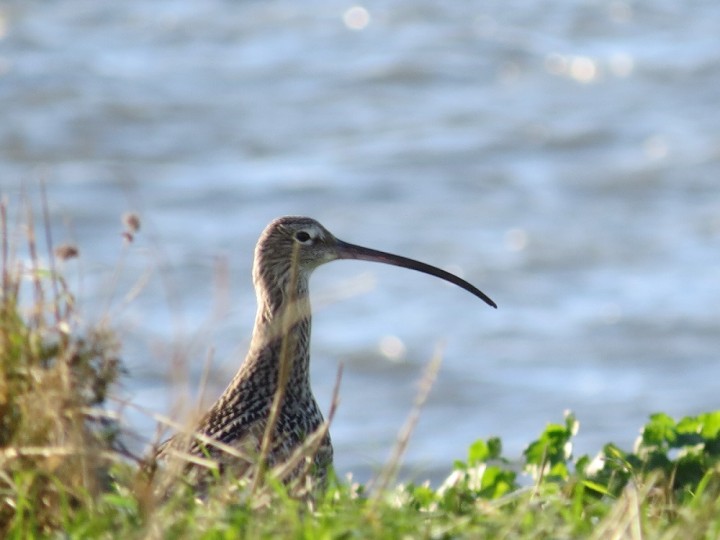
<box><xmin>158</xmin><ymin>216</ymin><xmax>496</xmax><ymax>487</ymax></box>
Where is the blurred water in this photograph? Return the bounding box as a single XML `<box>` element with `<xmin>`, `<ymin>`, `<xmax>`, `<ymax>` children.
<box><xmin>1</xmin><ymin>0</ymin><xmax>719</xmax><ymax>482</ymax></box>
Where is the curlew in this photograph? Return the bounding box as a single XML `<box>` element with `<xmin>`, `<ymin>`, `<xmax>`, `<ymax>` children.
<box><xmin>158</xmin><ymin>216</ymin><xmax>496</xmax><ymax>489</ymax></box>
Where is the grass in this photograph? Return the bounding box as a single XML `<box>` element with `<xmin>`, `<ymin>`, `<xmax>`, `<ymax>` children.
<box><xmin>2</xmin><ymin>197</ymin><xmax>720</xmax><ymax>538</ymax></box>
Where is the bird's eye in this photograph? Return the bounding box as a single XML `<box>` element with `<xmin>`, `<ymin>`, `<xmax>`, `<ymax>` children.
<box><xmin>295</xmin><ymin>231</ymin><xmax>312</xmax><ymax>243</ymax></box>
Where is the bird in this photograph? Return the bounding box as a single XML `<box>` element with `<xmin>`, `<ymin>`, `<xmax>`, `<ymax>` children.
<box><xmin>157</xmin><ymin>216</ymin><xmax>496</xmax><ymax>491</ymax></box>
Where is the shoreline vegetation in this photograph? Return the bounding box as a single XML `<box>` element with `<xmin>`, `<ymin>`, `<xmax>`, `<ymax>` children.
<box><xmin>1</xmin><ymin>199</ymin><xmax>719</xmax><ymax>538</ymax></box>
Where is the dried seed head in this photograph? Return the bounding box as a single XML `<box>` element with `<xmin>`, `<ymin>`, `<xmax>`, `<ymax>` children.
<box><xmin>54</xmin><ymin>244</ymin><xmax>79</xmax><ymax>260</ymax></box>
<box><xmin>122</xmin><ymin>212</ymin><xmax>141</xmax><ymax>234</ymax></box>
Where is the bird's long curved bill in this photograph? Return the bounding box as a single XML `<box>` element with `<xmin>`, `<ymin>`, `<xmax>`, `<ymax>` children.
<box><xmin>335</xmin><ymin>240</ymin><xmax>497</xmax><ymax>308</ymax></box>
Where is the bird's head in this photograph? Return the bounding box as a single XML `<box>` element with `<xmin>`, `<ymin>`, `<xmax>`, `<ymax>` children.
<box><xmin>252</xmin><ymin>216</ymin><xmax>497</xmax><ymax>310</ymax></box>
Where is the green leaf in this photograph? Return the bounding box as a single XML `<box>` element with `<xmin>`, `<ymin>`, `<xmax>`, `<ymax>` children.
<box><xmin>453</xmin><ymin>459</ymin><xmax>467</xmax><ymax>472</ymax></box>
<box><xmin>409</xmin><ymin>484</ymin><xmax>436</xmax><ymax>507</ymax></box>
<box><xmin>699</xmin><ymin>412</ymin><xmax>720</xmax><ymax>439</ymax></box>
<box><xmin>487</xmin><ymin>437</ymin><xmax>503</xmax><ymax>460</ymax></box>
<box><xmin>581</xmin><ymin>480</ymin><xmax>613</xmax><ymax>497</ymax></box>
<box><xmin>565</xmin><ymin>411</ymin><xmax>579</xmax><ymax>436</ymax></box>
<box><xmin>575</xmin><ymin>455</ymin><xmax>590</xmax><ymax>475</ymax></box>
<box><xmin>101</xmin><ymin>493</ymin><xmax>138</xmax><ymax>512</ymax></box>
<box><xmin>479</xmin><ymin>466</ymin><xmax>516</xmax><ymax>499</ymax></box>
<box><xmin>549</xmin><ymin>461</ymin><xmax>570</xmax><ymax>481</ymax></box>
<box><xmin>468</xmin><ymin>439</ymin><xmax>490</xmax><ymax>465</ymax></box>
<box><xmin>641</xmin><ymin>413</ymin><xmax>677</xmax><ymax>447</ymax></box>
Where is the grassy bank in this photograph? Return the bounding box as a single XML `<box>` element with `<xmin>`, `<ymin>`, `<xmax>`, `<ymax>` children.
<box><xmin>1</xmin><ymin>201</ymin><xmax>719</xmax><ymax>539</ymax></box>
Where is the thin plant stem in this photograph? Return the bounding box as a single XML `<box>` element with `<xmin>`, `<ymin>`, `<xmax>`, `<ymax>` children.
<box><xmin>39</xmin><ymin>178</ymin><xmax>62</xmax><ymax>328</ymax></box>
<box><xmin>370</xmin><ymin>345</ymin><xmax>444</xmax><ymax>499</ymax></box>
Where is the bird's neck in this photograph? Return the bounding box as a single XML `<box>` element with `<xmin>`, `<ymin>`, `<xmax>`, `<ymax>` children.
<box><xmin>247</xmin><ymin>286</ymin><xmax>313</xmax><ymax>393</ymax></box>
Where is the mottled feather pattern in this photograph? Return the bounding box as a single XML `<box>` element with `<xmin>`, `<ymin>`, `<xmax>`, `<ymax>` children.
<box><xmin>160</xmin><ymin>315</ymin><xmax>331</xmax><ymax>480</ymax></box>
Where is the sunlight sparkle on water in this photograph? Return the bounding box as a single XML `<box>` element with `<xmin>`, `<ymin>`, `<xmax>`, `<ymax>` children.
<box><xmin>569</xmin><ymin>56</ymin><xmax>598</xmax><ymax>83</ymax></box>
<box><xmin>343</xmin><ymin>6</ymin><xmax>370</xmax><ymax>30</ymax></box>
<box><xmin>379</xmin><ymin>335</ymin><xmax>407</xmax><ymax>362</ymax></box>
<box><xmin>544</xmin><ymin>54</ymin><xmax>599</xmax><ymax>83</ymax></box>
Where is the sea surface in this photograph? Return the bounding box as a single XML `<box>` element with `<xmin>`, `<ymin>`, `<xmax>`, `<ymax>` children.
<box><xmin>1</xmin><ymin>0</ymin><xmax>719</xmax><ymax>483</ymax></box>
